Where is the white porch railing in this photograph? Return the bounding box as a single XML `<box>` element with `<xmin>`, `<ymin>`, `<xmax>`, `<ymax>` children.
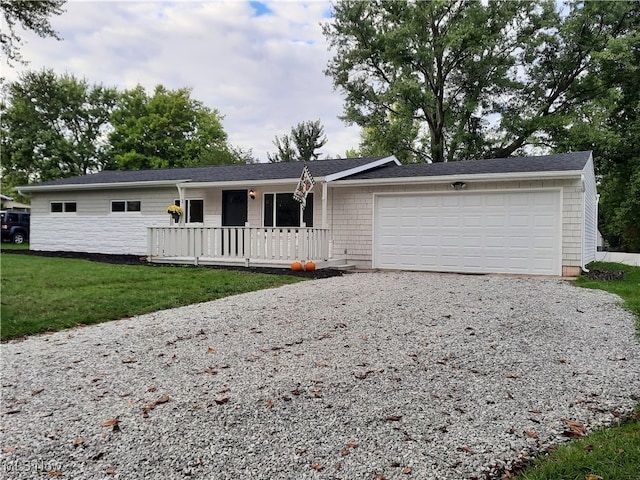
<box><xmin>147</xmin><ymin>227</ymin><xmax>330</xmax><ymax>263</ymax></box>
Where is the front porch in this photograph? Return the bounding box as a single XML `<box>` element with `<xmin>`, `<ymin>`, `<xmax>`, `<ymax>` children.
<box><xmin>147</xmin><ymin>226</ymin><xmax>348</xmax><ymax>269</ymax></box>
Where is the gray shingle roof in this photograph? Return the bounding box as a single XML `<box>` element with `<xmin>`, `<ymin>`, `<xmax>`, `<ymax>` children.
<box><xmin>19</xmin><ymin>152</ymin><xmax>591</xmax><ymax>190</ymax></box>
<box><xmin>343</xmin><ymin>151</ymin><xmax>592</xmax><ymax>180</ymax></box>
<box><xmin>23</xmin><ymin>157</ymin><xmax>387</xmax><ymax>188</ymax></box>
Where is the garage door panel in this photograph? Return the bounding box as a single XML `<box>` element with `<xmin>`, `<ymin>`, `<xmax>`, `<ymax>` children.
<box><xmin>374</xmin><ymin>191</ymin><xmax>561</xmax><ymax>275</ymax></box>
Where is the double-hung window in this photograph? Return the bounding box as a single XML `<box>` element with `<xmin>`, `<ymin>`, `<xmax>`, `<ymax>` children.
<box><xmin>111</xmin><ymin>201</ymin><xmax>141</xmax><ymax>212</ymax></box>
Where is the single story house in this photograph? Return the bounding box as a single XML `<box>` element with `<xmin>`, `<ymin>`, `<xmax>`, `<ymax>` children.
<box><xmin>17</xmin><ymin>151</ymin><xmax>597</xmax><ymax>276</ymax></box>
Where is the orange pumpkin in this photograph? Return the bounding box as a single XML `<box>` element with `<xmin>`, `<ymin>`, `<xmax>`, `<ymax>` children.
<box><xmin>304</xmin><ymin>261</ymin><xmax>316</xmax><ymax>272</ymax></box>
<box><xmin>291</xmin><ymin>261</ymin><xmax>303</xmax><ymax>271</ymax></box>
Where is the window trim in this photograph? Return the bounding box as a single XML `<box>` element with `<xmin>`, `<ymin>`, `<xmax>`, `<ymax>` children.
<box><xmin>110</xmin><ymin>200</ymin><xmax>141</xmax><ymax>213</ymax></box>
<box><xmin>50</xmin><ymin>201</ymin><xmax>77</xmax><ymax>213</ymax></box>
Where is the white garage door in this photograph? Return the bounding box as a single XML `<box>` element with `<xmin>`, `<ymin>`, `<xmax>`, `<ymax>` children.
<box><xmin>374</xmin><ymin>191</ymin><xmax>561</xmax><ymax>275</ymax></box>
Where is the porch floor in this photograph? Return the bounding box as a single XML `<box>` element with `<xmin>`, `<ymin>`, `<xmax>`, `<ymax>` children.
<box><xmin>147</xmin><ymin>256</ymin><xmax>353</xmax><ymax>270</ymax></box>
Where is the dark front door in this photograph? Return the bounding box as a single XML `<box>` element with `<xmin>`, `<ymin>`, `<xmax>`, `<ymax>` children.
<box><xmin>221</xmin><ymin>190</ymin><xmax>248</xmax><ymax>256</ymax></box>
<box><xmin>222</xmin><ymin>190</ymin><xmax>248</xmax><ymax>226</ymax></box>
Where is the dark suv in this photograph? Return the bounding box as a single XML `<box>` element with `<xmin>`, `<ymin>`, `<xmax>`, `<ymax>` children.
<box><xmin>1</xmin><ymin>211</ymin><xmax>30</xmax><ymax>244</ymax></box>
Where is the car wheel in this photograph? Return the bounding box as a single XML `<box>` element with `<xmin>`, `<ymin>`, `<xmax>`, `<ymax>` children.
<box><xmin>12</xmin><ymin>232</ymin><xmax>26</xmax><ymax>244</ymax></box>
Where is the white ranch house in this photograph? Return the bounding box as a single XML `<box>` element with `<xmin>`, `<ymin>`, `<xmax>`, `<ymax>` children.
<box><xmin>18</xmin><ymin>151</ymin><xmax>597</xmax><ymax>277</ymax></box>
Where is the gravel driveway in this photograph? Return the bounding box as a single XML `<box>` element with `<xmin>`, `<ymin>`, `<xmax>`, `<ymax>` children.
<box><xmin>2</xmin><ymin>272</ymin><xmax>639</xmax><ymax>480</ymax></box>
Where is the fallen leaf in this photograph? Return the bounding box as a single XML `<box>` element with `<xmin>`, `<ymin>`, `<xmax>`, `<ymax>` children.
<box><xmin>214</xmin><ymin>397</ymin><xmax>229</xmax><ymax>405</ymax></box>
<box><xmin>205</xmin><ymin>368</ymin><xmax>218</xmax><ymax>375</ymax></box>
<box><xmin>208</xmin><ymin>347</ymin><xmax>216</xmax><ymax>354</ymax></box>
<box><xmin>147</xmin><ymin>386</ymin><xmax>157</xmax><ymax>392</ymax></box>
<box><xmin>505</xmin><ymin>374</ymin><xmax>519</xmax><ymax>379</ymax></box>
<box><xmin>315</xmin><ymin>362</ymin><xmax>328</xmax><ymax>367</ymax></box>
<box><xmin>374</xmin><ymin>474</ymin><xmax>387</xmax><ymax>480</ymax></box>
<box><xmin>295</xmin><ymin>448</ymin><xmax>307</xmax><ymax>455</ymax></box>
<box><xmin>335</xmin><ymin>463</ymin><xmax>341</xmax><ymax>470</ymax></box>
<box><xmin>524</xmin><ymin>431</ymin><xmax>539</xmax><ymax>439</ymax></box>
<box><xmin>155</xmin><ymin>396</ymin><xmax>170</xmax><ymax>405</ymax></box>
<box><xmin>562</xmin><ymin>418</ymin><xmax>586</xmax><ymax>436</ymax></box>
<box><xmin>402</xmin><ymin>467</ymin><xmax>412</xmax><ymax>474</ymax></box>
<box><xmin>47</xmin><ymin>470</ymin><xmax>64</xmax><ymax>477</ymax></box>
<box><xmin>31</xmin><ymin>388</ymin><xmax>45</xmax><ymax>396</ymax></box>
<box><xmin>528</xmin><ymin>409</ymin><xmax>542</xmax><ymax>414</ymax></box>
<box><xmin>100</xmin><ymin>418</ymin><xmax>119</xmax><ymax>427</ymax></box>
<box><xmin>585</xmin><ymin>475</ymin><xmax>603</xmax><ymax>480</ymax></box>
<box><xmin>266</xmin><ymin>400</ymin><xmax>274</xmax><ymax>409</ymax></box>
<box><xmin>341</xmin><ymin>449</ymin><xmax>350</xmax><ymax>456</ymax></box>
<box><xmin>345</xmin><ymin>441</ymin><xmax>359</xmax><ymax>448</ymax></box>
<box><xmin>386</xmin><ymin>415</ymin><xmax>402</xmax><ymax>421</ymax></box>
<box><xmin>3</xmin><ymin>447</ymin><xmax>16</xmax><ymax>454</ymax></box>
<box><xmin>121</xmin><ymin>357</ymin><xmax>136</xmax><ymax>364</ymax></box>
<box><xmin>106</xmin><ymin>468</ymin><xmax>115</xmax><ymax>475</ymax></box>
<box><xmin>618</xmin><ymin>448</ymin><xmax>625</xmax><ymax>454</ymax></box>
<box><xmin>584</xmin><ymin>444</ymin><xmax>595</xmax><ymax>451</ymax></box>
<box><xmin>311</xmin><ymin>463</ymin><xmax>323</xmax><ymax>471</ymax></box>
<box><xmin>291</xmin><ymin>387</ymin><xmax>304</xmax><ymax>395</ymax></box>
<box><xmin>459</xmin><ymin>445</ymin><xmax>473</xmax><ymax>453</ymax></box>
<box><xmin>73</xmin><ymin>437</ymin><xmax>84</xmax><ymax>446</ymax></box>
<box><xmin>218</xmin><ymin>387</ymin><xmax>230</xmax><ymax>394</ymax></box>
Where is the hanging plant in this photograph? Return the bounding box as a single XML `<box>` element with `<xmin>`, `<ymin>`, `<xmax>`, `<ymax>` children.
<box><xmin>167</xmin><ymin>205</ymin><xmax>183</xmax><ymax>222</ymax></box>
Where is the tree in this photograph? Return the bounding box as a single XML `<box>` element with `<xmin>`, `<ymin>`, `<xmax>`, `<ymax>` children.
<box><xmin>1</xmin><ymin>0</ymin><xmax>66</xmax><ymax>66</ymax></box>
<box><xmin>108</xmin><ymin>85</ymin><xmax>244</xmax><ymax>169</ymax></box>
<box><xmin>323</xmin><ymin>0</ymin><xmax>637</xmax><ymax>163</ymax></box>
<box><xmin>551</xmin><ymin>8</ymin><xmax>640</xmax><ymax>252</ymax></box>
<box><xmin>268</xmin><ymin>120</ymin><xmax>327</xmax><ymax>162</ymax></box>
<box><xmin>0</xmin><ymin>69</ymin><xmax>118</xmax><ymax>196</ymax></box>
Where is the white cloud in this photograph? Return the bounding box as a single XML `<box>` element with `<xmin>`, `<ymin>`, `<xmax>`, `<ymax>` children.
<box><xmin>2</xmin><ymin>0</ymin><xmax>361</xmax><ymax>162</ymax></box>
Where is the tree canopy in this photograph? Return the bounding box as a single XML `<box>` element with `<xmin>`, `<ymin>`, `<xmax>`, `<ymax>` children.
<box><xmin>0</xmin><ymin>69</ymin><xmax>118</xmax><ymax>194</ymax></box>
<box><xmin>268</xmin><ymin>120</ymin><xmax>327</xmax><ymax>162</ymax></box>
<box><xmin>1</xmin><ymin>0</ymin><xmax>66</xmax><ymax>65</ymax></box>
<box><xmin>1</xmin><ymin>72</ymin><xmax>255</xmax><ymax>199</ymax></box>
<box><xmin>323</xmin><ymin>0</ymin><xmax>639</xmax><ymax>164</ymax></box>
<box><xmin>109</xmin><ymin>85</ymin><xmax>248</xmax><ymax>169</ymax></box>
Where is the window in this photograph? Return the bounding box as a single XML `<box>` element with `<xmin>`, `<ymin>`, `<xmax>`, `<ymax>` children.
<box><xmin>174</xmin><ymin>199</ymin><xmax>204</xmax><ymax>223</ymax></box>
<box><xmin>111</xmin><ymin>200</ymin><xmax>141</xmax><ymax>212</ymax></box>
<box><xmin>50</xmin><ymin>202</ymin><xmax>76</xmax><ymax>213</ymax></box>
<box><xmin>263</xmin><ymin>193</ymin><xmax>313</xmax><ymax>227</ymax></box>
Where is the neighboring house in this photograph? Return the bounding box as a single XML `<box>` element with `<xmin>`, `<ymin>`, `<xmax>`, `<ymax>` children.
<box><xmin>0</xmin><ymin>194</ymin><xmax>31</xmax><ymax>212</ymax></box>
<box><xmin>17</xmin><ymin>151</ymin><xmax>597</xmax><ymax>276</ymax></box>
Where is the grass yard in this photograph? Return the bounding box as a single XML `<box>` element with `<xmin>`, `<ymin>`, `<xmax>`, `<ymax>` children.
<box><xmin>516</xmin><ymin>261</ymin><xmax>640</xmax><ymax>480</ymax></box>
<box><xmin>0</xmin><ymin>252</ymin><xmax>303</xmax><ymax>340</ymax></box>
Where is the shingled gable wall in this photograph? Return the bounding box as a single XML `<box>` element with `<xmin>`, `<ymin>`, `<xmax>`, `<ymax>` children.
<box><xmin>328</xmin><ymin>177</ymin><xmax>586</xmax><ymax>274</ymax></box>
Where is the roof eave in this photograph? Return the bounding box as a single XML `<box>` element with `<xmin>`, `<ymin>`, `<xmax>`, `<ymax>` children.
<box><xmin>17</xmin><ymin>179</ymin><xmax>189</xmax><ymax>193</ymax></box>
<box><xmin>329</xmin><ymin>169</ymin><xmax>586</xmax><ymax>186</ymax></box>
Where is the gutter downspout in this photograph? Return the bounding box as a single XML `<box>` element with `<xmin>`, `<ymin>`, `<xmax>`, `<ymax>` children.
<box><xmin>177</xmin><ymin>184</ymin><xmax>185</xmax><ymax>225</ymax></box>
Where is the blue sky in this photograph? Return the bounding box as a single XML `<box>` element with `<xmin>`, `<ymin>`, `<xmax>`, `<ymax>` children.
<box><xmin>1</xmin><ymin>0</ymin><xmax>360</xmax><ymax>162</ymax></box>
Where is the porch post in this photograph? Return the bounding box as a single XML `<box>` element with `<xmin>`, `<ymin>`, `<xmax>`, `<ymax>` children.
<box><xmin>322</xmin><ymin>181</ymin><xmax>328</xmax><ymax>229</ymax></box>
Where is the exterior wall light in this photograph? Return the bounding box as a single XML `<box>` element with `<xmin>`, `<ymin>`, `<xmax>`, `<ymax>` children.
<box><xmin>249</xmin><ymin>189</ymin><xmax>256</xmax><ymax>200</ymax></box>
<box><xmin>450</xmin><ymin>181</ymin><xmax>467</xmax><ymax>190</ymax></box>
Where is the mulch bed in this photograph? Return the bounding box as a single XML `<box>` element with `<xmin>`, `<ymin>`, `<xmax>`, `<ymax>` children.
<box><xmin>1</xmin><ymin>248</ymin><xmax>346</xmax><ymax>279</ymax></box>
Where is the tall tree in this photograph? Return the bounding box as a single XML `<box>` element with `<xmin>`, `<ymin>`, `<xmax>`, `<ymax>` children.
<box><xmin>268</xmin><ymin>120</ymin><xmax>327</xmax><ymax>162</ymax></box>
<box><xmin>0</xmin><ymin>69</ymin><xmax>117</xmax><ymax>195</ymax></box>
<box><xmin>323</xmin><ymin>0</ymin><xmax>637</xmax><ymax>163</ymax></box>
<box><xmin>551</xmin><ymin>7</ymin><xmax>640</xmax><ymax>251</ymax></box>
<box><xmin>108</xmin><ymin>85</ymin><xmax>244</xmax><ymax>169</ymax></box>
<box><xmin>1</xmin><ymin>0</ymin><xmax>66</xmax><ymax>65</ymax></box>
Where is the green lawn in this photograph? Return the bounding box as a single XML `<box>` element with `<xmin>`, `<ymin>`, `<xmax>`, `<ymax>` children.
<box><xmin>0</xmin><ymin>251</ymin><xmax>303</xmax><ymax>340</ymax></box>
<box><xmin>516</xmin><ymin>261</ymin><xmax>640</xmax><ymax>480</ymax></box>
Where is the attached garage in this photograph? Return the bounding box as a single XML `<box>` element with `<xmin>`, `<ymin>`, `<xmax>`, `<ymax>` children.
<box><xmin>373</xmin><ymin>190</ymin><xmax>562</xmax><ymax>275</ymax></box>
